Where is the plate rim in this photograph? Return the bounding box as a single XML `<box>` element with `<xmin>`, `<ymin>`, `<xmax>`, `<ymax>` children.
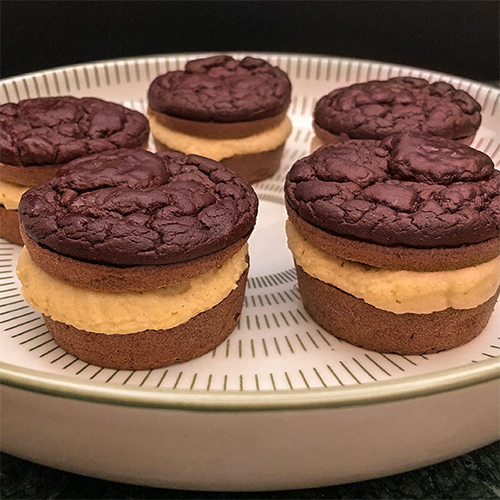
<box><xmin>1</xmin><ymin>358</ymin><xmax>499</xmax><ymax>411</ymax></box>
<box><xmin>1</xmin><ymin>52</ymin><xmax>499</xmax><ymax>412</ymax></box>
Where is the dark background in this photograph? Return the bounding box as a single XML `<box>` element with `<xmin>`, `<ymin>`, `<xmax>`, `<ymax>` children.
<box><xmin>1</xmin><ymin>2</ymin><xmax>499</xmax><ymax>499</ymax></box>
<box><xmin>1</xmin><ymin>1</ymin><xmax>499</xmax><ymax>82</ymax></box>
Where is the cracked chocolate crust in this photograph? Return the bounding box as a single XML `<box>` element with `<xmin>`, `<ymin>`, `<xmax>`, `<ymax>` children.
<box><xmin>0</xmin><ymin>97</ymin><xmax>150</xmax><ymax>167</ymax></box>
<box><xmin>314</xmin><ymin>77</ymin><xmax>481</xmax><ymax>140</ymax></box>
<box><xmin>285</xmin><ymin>134</ymin><xmax>499</xmax><ymax>248</ymax></box>
<box><xmin>148</xmin><ymin>55</ymin><xmax>291</xmax><ymax>122</ymax></box>
<box><xmin>19</xmin><ymin>149</ymin><xmax>258</xmax><ymax>266</ymax></box>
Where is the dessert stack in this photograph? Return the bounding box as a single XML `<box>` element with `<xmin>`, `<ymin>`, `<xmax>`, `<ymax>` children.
<box><xmin>0</xmin><ymin>97</ymin><xmax>150</xmax><ymax>245</ymax></box>
<box><xmin>285</xmin><ymin>134</ymin><xmax>499</xmax><ymax>353</ymax></box>
<box><xmin>16</xmin><ymin>149</ymin><xmax>258</xmax><ymax>369</ymax></box>
<box><xmin>148</xmin><ymin>55</ymin><xmax>292</xmax><ymax>183</ymax></box>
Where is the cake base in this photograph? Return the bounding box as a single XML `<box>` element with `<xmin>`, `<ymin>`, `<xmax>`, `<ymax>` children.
<box><xmin>153</xmin><ymin>138</ymin><xmax>284</xmax><ymax>184</ymax></box>
<box><xmin>43</xmin><ymin>269</ymin><xmax>248</xmax><ymax>370</ymax></box>
<box><xmin>221</xmin><ymin>144</ymin><xmax>284</xmax><ymax>184</ymax></box>
<box><xmin>296</xmin><ymin>265</ymin><xmax>499</xmax><ymax>355</ymax></box>
<box><xmin>148</xmin><ymin>108</ymin><xmax>287</xmax><ymax>139</ymax></box>
<box><xmin>0</xmin><ymin>206</ymin><xmax>23</xmax><ymax>246</ymax></box>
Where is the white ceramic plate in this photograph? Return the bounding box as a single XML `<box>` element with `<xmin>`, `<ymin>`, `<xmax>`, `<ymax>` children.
<box><xmin>1</xmin><ymin>53</ymin><xmax>499</xmax><ymax>491</ymax></box>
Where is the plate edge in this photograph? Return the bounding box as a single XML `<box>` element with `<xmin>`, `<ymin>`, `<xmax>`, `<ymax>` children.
<box><xmin>1</xmin><ymin>358</ymin><xmax>499</xmax><ymax>412</ymax></box>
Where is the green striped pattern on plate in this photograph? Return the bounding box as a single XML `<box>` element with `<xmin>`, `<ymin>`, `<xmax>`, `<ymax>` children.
<box><xmin>0</xmin><ymin>53</ymin><xmax>498</xmax><ymax>398</ymax></box>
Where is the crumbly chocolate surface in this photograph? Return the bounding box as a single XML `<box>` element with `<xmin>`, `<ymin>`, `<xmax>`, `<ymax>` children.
<box><xmin>148</xmin><ymin>55</ymin><xmax>291</xmax><ymax>122</ymax></box>
<box><xmin>0</xmin><ymin>97</ymin><xmax>150</xmax><ymax>167</ymax></box>
<box><xmin>285</xmin><ymin>134</ymin><xmax>499</xmax><ymax>248</ymax></box>
<box><xmin>19</xmin><ymin>149</ymin><xmax>258</xmax><ymax>266</ymax></box>
<box><xmin>314</xmin><ymin>77</ymin><xmax>481</xmax><ymax>140</ymax></box>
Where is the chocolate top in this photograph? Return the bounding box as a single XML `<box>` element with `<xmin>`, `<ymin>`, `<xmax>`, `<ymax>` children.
<box><xmin>285</xmin><ymin>134</ymin><xmax>499</xmax><ymax>248</ymax></box>
<box><xmin>0</xmin><ymin>97</ymin><xmax>150</xmax><ymax>167</ymax></box>
<box><xmin>148</xmin><ymin>55</ymin><xmax>291</xmax><ymax>122</ymax></box>
<box><xmin>19</xmin><ymin>149</ymin><xmax>258</xmax><ymax>266</ymax></box>
<box><xmin>314</xmin><ymin>77</ymin><xmax>481</xmax><ymax>140</ymax></box>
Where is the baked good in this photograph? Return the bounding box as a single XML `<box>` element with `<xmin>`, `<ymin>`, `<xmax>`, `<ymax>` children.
<box><xmin>0</xmin><ymin>96</ymin><xmax>150</xmax><ymax>245</ymax></box>
<box><xmin>312</xmin><ymin>77</ymin><xmax>481</xmax><ymax>150</ymax></box>
<box><xmin>148</xmin><ymin>55</ymin><xmax>292</xmax><ymax>183</ymax></box>
<box><xmin>285</xmin><ymin>133</ymin><xmax>499</xmax><ymax>354</ymax></box>
<box><xmin>17</xmin><ymin>148</ymin><xmax>258</xmax><ymax>369</ymax></box>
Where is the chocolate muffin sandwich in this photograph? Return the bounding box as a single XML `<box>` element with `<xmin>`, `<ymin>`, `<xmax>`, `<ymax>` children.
<box><xmin>312</xmin><ymin>77</ymin><xmax>481</xmax><ymax>151</ymax></box>
<box><xmin>17</xmin><ymin>149</ymin><xmax>258</xmax><ymax>370</ymax></box>
<box><xmin>0</xmin><ymin>97</ymin><xmax>150</xmax><ymax>245</ymax></box>
<box><xmin>285</xmin><ymin>134</ymin><xmax>499</xmax><ymax>354</ymax></box>
<box><xmin>148</xmin><ymin>55</ymin><xmax>292</xmax><ymax>184</ymax></box>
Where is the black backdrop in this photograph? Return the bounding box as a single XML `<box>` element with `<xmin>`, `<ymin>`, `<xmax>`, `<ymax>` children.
<box><xmin>1</xmin><ymin>1</ymin><xmax>499</xmax><ymax>82</ymax></box>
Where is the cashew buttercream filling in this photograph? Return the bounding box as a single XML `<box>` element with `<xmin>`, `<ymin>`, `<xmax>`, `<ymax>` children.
<box><xmin>286</xmin><ymin>221</ymin><xmax>500</xmax><ymax>314</ymax></box>
<box><xmin>149</xmin><ymin>114</ymin><xmax>292</xmax><ymax>161</ymax></box>
<box><xmin>17</xmin><ymin>245</ymin><xmax>248</xmax><ymax>334</ymax></box>
<box><xmin>0</xmin><ymin>179</ymin><xmax>30</xmax><ymax>210</ymax></box>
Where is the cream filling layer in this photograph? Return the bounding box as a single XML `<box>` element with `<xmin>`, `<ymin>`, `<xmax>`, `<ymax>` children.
<box><xmin>0</xmin><ymin>179</ymin><xmax>30</xmax><ymax>210</ymax></box>
<box><xmin>149</xmin><ymin>114</ymin><xmax>292</xmax><ymax>161</ymax></box>
<box><xmin>286</xmin><ymin>221</ymin><xmax>500</xmax><ymax>314</ymax></box>
<box><xmin>17</xmin><ymin>245</ymin><xmax>248</xmax><ymax>334</ymax></box>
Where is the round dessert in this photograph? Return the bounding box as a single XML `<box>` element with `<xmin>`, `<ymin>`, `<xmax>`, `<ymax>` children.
<box><xmin>0</xmin><ymin>96</ymin><xmax>150</xmax><ymax>245</ymax></box>
<box><xmin>17</xmin><ymin>149</ymin><xmax>258</xmax><ymax>370</ymax></box>
<box><xmin>285</xmin><ymin>133</ymin><xmax>499</xmax><ymax>354</ymax></box>
<box><xmin>312</xmin><ymin>77</ymin><xmax>482</xmax><ymax>151</ymax></box>
<box><xmin>147</xmin><ymin>55</ymin><xmax>293</xmax><ymax>183</ymax></box>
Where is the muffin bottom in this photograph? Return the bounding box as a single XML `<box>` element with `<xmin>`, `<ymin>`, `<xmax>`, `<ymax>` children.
<box><xmin>296</xmin><ymin>265</ymin><xmax>499</xmax><ymax>355</ymax></box>
<box><xmin>154</xmin><ymin>138</ymin><xmax>284</xmax><ymax>184</ymax></box>
<box><xmin>43</xmin><ymin>268</ymin><xmax>248</xmax><ymax>370</ymax></box>
<box><xmin>0</xmin><ymin>206</ymin><xmax>23</xmax><ymax>246</ymax></box>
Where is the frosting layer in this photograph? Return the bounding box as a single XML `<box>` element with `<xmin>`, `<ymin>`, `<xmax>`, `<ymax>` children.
<box><xmin>286</xmin><ymin>221</ymin><xmax>500</xmax><ymax>314</ymax></box>
<box><xmin>17</xmin><ymin>245</ymin><xmax>248</xmax><ymax>334</ymax></box>
<box><xmin>0</xmin><ymin>179</ymin><xmax>29</xmax><ymax>210</ymax></box>
<box><xmin>149</xmin><ymin>113</ymin><xmax>292</xmax><ymax>161</ymax></box>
